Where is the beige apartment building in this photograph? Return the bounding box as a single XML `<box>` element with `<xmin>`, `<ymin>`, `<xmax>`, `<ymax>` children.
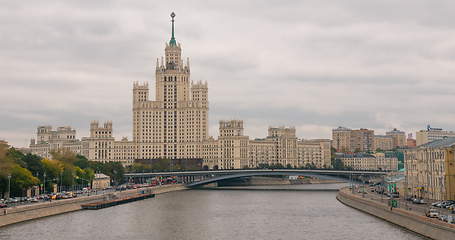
<box><xmin>404</xmin><ymin>138</ymin><xmax>455</xmax><ymax>201</ymax></box>
<box><xmin>82</xmin><ymin>121</ymin><xmax>136</xmax><ymax>165</ymax></box>
<box><xmin>332</xmin><ymin>127</ymin><xmax>374</xmax><ymax>152</ymax></box>
<box><xmin>350</xmin><ymin>129</ymin><xmax>374</xmax><ymax>152</ymax></box>
<box><xmin>416</xmin><ymin>126</ymin><xmax>455</xmax><ymax>146</ymax></box>
<box><xmin>332</xmin><ymin>127</ymin><xmax>351</xmax><ymax>152</ymax></box>
<box><xmin>335</xmin><ymin>152</ymin><xmax>398</xmax><ymax>171</ymax></box>
<box><xmin>203</xmin><ymin>121</ymin><xmax>331</xmax><ymax>170</ymax></box>
<box><xmin>386</xmin><ymin>128</ymin><xmax>406</xmax><ymax>148</ymax></box>
<box><xmin>297</xmin><ymin>139</ymin><xmax>332</xmax><ymax>168</ymax></box>
<box><xmin>373</xmin><ymin>135</ymin><xmax>394</xmax><ymax>151</ymax></box>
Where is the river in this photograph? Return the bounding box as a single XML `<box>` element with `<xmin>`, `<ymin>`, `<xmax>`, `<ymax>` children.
<box><xmin>0</xmin><ymin>184</ymin><xmax>425</xmax><ymax>240</ymax></box>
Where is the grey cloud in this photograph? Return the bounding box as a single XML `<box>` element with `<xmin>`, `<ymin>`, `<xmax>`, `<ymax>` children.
<box><xmin>1</xmin><ymin>0</ymin><xmax>455</xmax><ymax>147</ymax></box>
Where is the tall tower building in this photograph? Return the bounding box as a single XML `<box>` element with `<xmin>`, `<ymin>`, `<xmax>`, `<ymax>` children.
<box><xmin>133</xmin><ymin>12</ymin><xmax>209</xmax><ymax>160</ymax></box>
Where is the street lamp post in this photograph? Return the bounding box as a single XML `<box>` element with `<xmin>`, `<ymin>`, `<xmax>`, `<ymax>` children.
<box><xmin>7</xmin><ymin>175</ymin><xmax>11</xmax><ymax>199</ymax></box>
<box><xmin>43</xmin><ymin>172</ymin><xmax>46</xmax><ymax>194</ymax></box>
<box><xmin>60</xmin><ymin>173</ymin><xmax>63</xmax><ymax>192</ymax></box>
<box><xmin>75</xmin><ymin>177</ymin><xmax>90</xmax><ymax>189</ymax></box>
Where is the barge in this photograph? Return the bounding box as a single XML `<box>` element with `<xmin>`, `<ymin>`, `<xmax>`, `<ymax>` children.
<box><xmin>81</xmin><ymin>193</ymin><xmax>155</xmax><ymax>210</ymax></box>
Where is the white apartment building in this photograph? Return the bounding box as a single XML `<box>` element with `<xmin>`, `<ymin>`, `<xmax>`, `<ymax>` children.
<box><xmin>30</xmin><ymin>126</ymin><xmax>84</xmax><ymax>159</ymax></box>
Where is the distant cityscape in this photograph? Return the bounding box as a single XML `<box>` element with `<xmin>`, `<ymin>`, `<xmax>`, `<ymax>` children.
<box><xmin>2</xmin><ymin>12</ymin><xmax>455</xmax><ymax>204</ymax></box>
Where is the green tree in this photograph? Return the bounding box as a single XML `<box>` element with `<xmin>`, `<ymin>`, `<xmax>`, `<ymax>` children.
<box><xmin>258</xmin><ymin>163</ymin><xmax>269</xmax><ymax>169</ymax></box>
<box><xmin>96</xmin><ymin>162</ymin><xmax>125</xmax><ymax>186</ymax></box>
<box><xmin>6</xmin><ymin>148</ymin><xmax>26</xmax><ymax>168</ymax></box>
<box><xmin>10</xmin><ymin>165</ymin><xmax>39</xmax><ymax>196</ymax></box>
<box><xmin>151</xmin><ymin>158</ymin><xmax>171</xmax><ymax>171</ymax></box>
<box><xmin>42</xmin><ymin>158</ymin><xmax>63</xmax><ymax>180</ymax></box>
<box><xmin>331</xmin><ymin>159</ymin><xmax>345</xmax><ymax>170</ymax></box>
<box><xmin>51</xmin><ymin>150</ymin><xmax>78</xmax><ymax>165</ymax></box>
<box><xmin>74</xmin><ymin>167</ymin><xmax>93</xmax><ymax>187</ymax></box>
<box><xmin>22</xmin><ymin>154</ymin><xmax>44</xmax><ymax>177</ymax></box>
<box><xmin>88</xmin><ymin>161</ymin><xmax>104</xmax><ymax>173</ymax></box>
<box><xmin>74</xmin><ymin>155</ymin><xmax>90</xmax><ymax>169</ymax></box>
<box><xmin>61</xmin><ymin>166</ymin><xmax>75</xmax><ymax>187</ymax></box>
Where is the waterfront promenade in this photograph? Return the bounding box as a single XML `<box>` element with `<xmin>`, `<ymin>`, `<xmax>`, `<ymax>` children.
<box><xmin>337</xmin><ymin>187</ymin><xmax>455</xmax><ymax>240</ymax></box>
<box><xmin>0</xmin><ymin>184</ymin><xmax>185</xmax><ymax>227</ymax></box>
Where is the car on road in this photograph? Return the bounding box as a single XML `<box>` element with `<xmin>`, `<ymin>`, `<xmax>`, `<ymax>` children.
<box><xmin>425</xmin><ymin>209</ymin><xmax>439</xmax><ymax>218</ymax></box>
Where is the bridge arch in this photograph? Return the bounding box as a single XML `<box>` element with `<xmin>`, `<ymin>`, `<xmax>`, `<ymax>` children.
<box><xmin>185</xmin><ymin>171</ymin><xmax>379</xmax><ymax>188</ymax></box>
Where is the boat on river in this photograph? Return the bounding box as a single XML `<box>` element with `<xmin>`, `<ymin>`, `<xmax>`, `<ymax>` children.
<box><xmin>81</xmin><ymin>193</ymin><xmax>155</xmax><ymax>210</ymax></box>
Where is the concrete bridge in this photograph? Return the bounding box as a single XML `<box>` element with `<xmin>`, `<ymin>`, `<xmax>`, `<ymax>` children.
<box><xmin>124</xmin><ymin>169</ymin><xmax>388</xmax><ymax>187</ymax></box>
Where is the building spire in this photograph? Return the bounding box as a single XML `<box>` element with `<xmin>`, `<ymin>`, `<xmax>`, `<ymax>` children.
<box><xmin>169</xmin><ymin>12</ymin><xmax>176</xmax><ymax>46</ymax></box>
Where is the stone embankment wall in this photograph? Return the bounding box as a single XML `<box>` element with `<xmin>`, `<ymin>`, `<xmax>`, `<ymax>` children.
<box><xmin>337</xmin><ymin>188</ymin><xmax>455</xmax><ymax>240</ymax></box>
<box><xmin>0</xmin><ymin>184</ymin><xmax>186</xmax><ymax>228</ymax></box>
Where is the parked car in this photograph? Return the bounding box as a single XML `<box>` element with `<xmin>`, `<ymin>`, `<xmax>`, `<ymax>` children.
<box><xmin>412</xmin><ymin>198</ymin><xmax>426</xmax><ymax>204</ymax></box>
<box><xmin>436</xmin><ymin>200</ymin><xmax>455</xmax><ymax>208</ymax></box>
<box><xmin>439</xmin><ymin>215</ymin><xmax>448</xmax><ymax>222</ymax></box>
<box><xmin>444</xmin><ymin>201</ymin><xmax>455</xmax><ymax>208</ymax></box>
<box><xmin>426</xmin><ymin>209</ymin><xmax>440</xmax><ymax>218</ymax></box>
<box><xmin>388</xmin><ymin>192</ymin><xmax>399</xmax><ymax>198</ymax></box>
<box><xmin>0</xmin><ymin>203</ymin><xmax>7</xmax><ymax>208</ymax></box>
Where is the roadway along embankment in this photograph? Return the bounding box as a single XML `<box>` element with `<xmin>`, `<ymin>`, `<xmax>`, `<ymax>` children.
<box><xmin>337</xmin><ymin>188</ymin><xmax>455</xmax><ymax>240</ymax></box>
<box><xmin>0</xmin><ymin>184</ymin><xmax>186</xmax><ymax>228</ymax></box>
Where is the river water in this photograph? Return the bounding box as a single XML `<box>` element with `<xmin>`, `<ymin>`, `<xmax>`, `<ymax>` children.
<box><xmin>0</xmin><ymin>184</ymin><xmax>425</xmax><ymax>240</ymax></box>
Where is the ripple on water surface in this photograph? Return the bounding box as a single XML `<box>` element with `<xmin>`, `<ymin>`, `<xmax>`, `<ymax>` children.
<box><xmin>0</xmin><ymin>184</ymin><xmax>427</xmax><ymax>240</ymax></box>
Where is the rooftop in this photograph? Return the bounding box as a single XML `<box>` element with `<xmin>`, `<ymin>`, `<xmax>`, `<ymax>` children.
<box><xmin>333</xmin><ymin>126</ymin><xmax>351</xmax><ymax>131</ymax></box>
<box><xmin>94</xmin><ymin>173</ymin><xmax>110</xmax><ymax>179</ymax></box>
<box><xmin>386</xmin><ymin>128</ymin><xmax>405</xmax><ymax>134</ymax></box>
<box><xmin>419</xmin><ymin>137</ymin><xmax>455</xmax><ymax>148</ymax></box>
<box><xmin>335</xmin><ymin>152</ymin><xmax>375</xmax><ymax>158</ymax></box>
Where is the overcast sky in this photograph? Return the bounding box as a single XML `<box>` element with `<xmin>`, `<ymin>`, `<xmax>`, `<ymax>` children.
<box><xmin>1</xmin><ymin>0</ymin><xmax>455</xmax><ymax>147</ymax></box>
